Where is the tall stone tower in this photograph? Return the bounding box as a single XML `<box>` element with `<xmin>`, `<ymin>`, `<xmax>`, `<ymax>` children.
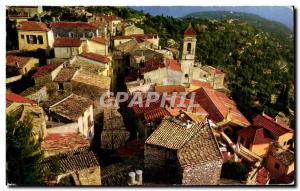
<box><xmin>181</xmin><ymin>24</ymin><xmax>197</xmax><ymax>84</ymax></box>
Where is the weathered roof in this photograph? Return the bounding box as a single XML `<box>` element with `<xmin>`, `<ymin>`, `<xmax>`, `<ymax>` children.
<box><xmin>145</xmin><ymin>117</ymin><xmax>202</xmax><ymax>150</ymax></box>
<box><xmin>165</xmin><ymin>58</ymin><xmax>181</xmax><ymax>72</ymax></box>
<box><xmin>42</xmin><ymin>133</ymin><xmax>90</xmax><ymax>153</ymax></box>
<box><xmin>112</xmin><ymin>34</ymin><xmax>158</xmax><ymax>40</ymax></box>
<box><xmin>272</xmin><ymin>150</ymin><xmax>294</xmax><ymax>166</ymax></box>
<box><xmin>32</xmin><ymin>63</ymin><xmax>61</xmax><ymax>78</ymax></box>
<box><xmin>140</xmin><ymin>58</ymin><xmax>165</xmax><ymax>75</ymax></box>
<box><xmin>49</xmin><ymin>94</ymin><xmax>93</xmax><ymax>121</ymax></box>
<box><xmin>192</xmin><ymin>87</ymin><xmax>250</xmax><ymax>127</ymax></box>
<box><xmin>6</xmin><ymin>92</ymin><xmax>36</xmax><ymax>105</ymax></box>
<box><xmin>53</xmin><ymin>37</ymin><xmax>82</xmax><ymax>47</ymax></box>
<box><xmin>50</xmin><ymin>21</ymin><xmax>98</xmax><ymax>30</ymax></box>
<box><xmin>144</xmin><ymin>107</ymin><xmax>170</xmax><ymax>123</ymax></box>
<box><xmin>18</xmin><ymin>21</ymin><xmax>50</xmax><ymax>31</ymax></box>
<box><xmin>191</xmin><ymin>80</ymin><xmax>212</xmax><ymax>89</ymax></box>
<box><xmin>114</xmin><ymin>39</ymin><xmax>140</xmax><ymax>53</ymax></box>
<box><xmin>115</xmin><ymin>139</ymin><xmax>144</xmax><ymax>157</ymax></box>
<box><xmin>178</xmin><ymin>124</ymin><xmax>223</xmax><ymax>167</ymax></box>
<box><xmin>78</xmin><ymin>52</ymin><xmax>110</xmax><ymax>63</ymax></box>
<box><xmin>154</xmin><ymin>85</ymin><xmax>186</xmax><ymax>94</ymax></box>
<box><xmin>53</xmin><ymin>67</ymin><xmax>77</xmax><ymax>82</ymax></box>
<box><xmin>90</xmin><ymin>36</ymin><xmax>107</xmax><ymax>45</ymax></box>
<box><xmin>6</xmin><ymin>54</ymin><xmax>32</xmax><ymax>68</ymax></box>
<box><xmin>71</xmin><ymin>71</ymin><xmax>111</xmax><ymax>90</ymax></box>
<box><xmin>184</xmin><ymin>24</ymin><xmax>196</xmax><ymax>36</ymax></box>
<box><xmin>42</xmin><ymin>148</ymin><xmax>99</xmax><ymax>175</ymax></box>
<box><xmin>253</xmin><ymin>113</ymin><xmax>293</xmax><ymax>138</ymax></box>
<box><xmin>237</xmin><ymin>126</ymin><xmax>274</xmax><ymax>145</ymax></box>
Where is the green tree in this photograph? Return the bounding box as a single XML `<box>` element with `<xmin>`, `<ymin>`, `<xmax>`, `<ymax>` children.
<box><xmin>221</xmin><ymin>161</ymin><xmax>248</xmax><ymax>181</ymax></box>
<box><xmin>6</xmin><ymin>114</ymin><xmax>45</xmax><ymax>185</ymax></box>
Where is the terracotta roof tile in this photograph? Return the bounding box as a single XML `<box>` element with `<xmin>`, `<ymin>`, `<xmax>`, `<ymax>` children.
<box><xmin>144</xmin><ymin>107</ymin><xmax>170</xmax><ymax>123</ymax></box>
<box><xmin>272</xmin><ymin>150</ymin><xmax>294</xmax><ymax>166</ymax></box>
<box><xmin>184</xmin><ymin>24</ymin><xmax>196</xmax><ymax>36</ymax></box>
<box><xmin>145</xmin><ymin>117</ymin><xmax>202</xmax><ymax>150</ymax></box>
<box><xmin>253</xmin><ymin>113</ymin><xmax>293</xmax><ymax>138</ymax></box>
<box><xmin>53</xmin><ymin>67</ymin><xmax>77</xmax><ymax>82</ymax></box>
<box><xmin>32</xmin><ymin>63</ymin><xmax>61</xmax><ymax>78</ymax></box>
<box><xmin>49</xmin><ymin>94</ymin><xmax>93</xmax><ymax>121</ymax></box>
<box><xmin>154</xmin><ymin>85</ymin><xmax>186</xmax><ymax>94</ymax></box>
<box><xmin>6</xmin><ymin>92</ymin><xmax>36</xmax><ymax>105</ymax></box>
<box><xmin>191</xmin><ymin>80</ymin><xmax>212</xmax><ymax>89</ymax></box>
<box><xmin>79</xmin><ymin>52</ymin><xmax>110</xmax><ymax>63</ymax></box>
<box><xmin>256</xmin><ymin>167</ymin><xmax>270</xmax><ymax>185</ymax></box>
<box><xmin>53</xmin><ymin>37</ymin><xmax>82</xmax><ymax>47</ymax></box>
<box><xmin>50</xmin><ymin>21</ymin><xmax>98</xmax><ymax>30</ymax></box>
<box><xmin>18</xmin><ymin>21</ymin><xmax>50</xmax><ymax>31</ymax></box>
<box><xmin>91</xmin><ymin>36</ymin><xmax>107</xmax><ymax>45</ymax></box>
<box><xmin>178</xmin><ymin>124</ymin><xmax>223</xmax><ymax>167</ymax></box>
<box><xmin>192</xmin><ymin>87</ymin><xmax>250</xmax><ymax>127</ymax></box>
<box><xmin>42</xmin><ymin>148</ymin><xmax>99</xmax><ymax>175</ymax></box>
<box><xmin>116</xmin><ymin>139</ymin><xmax>144</xmax><ymax>157</ymax></box>
<box><xmin>165</xmin><ymin>58</ymin><xmax>181</xmax><ymax>72</ymax></box>
<box><xmin>42</xmin><ymin>133</ymin><xmax>90</xmax><ymax>153</ymax></box>
<box><xmin>237</xmin><ymin>126</ymin><xmax>274</xmax><ymax>145</ymax></box>
<box><xmin>6</xmin><ymin>55</ymin><xmax>31</xmax><ymax>68</ymax></box>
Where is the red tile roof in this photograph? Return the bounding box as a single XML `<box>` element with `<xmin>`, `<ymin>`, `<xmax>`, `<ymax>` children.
<box><xmin>50</xmin><ymin>21</ymin><xmax>98</xmax><ymax>30</ymax></box>
<box><xmin>184</xmin><ymin>24</ymin><xmax>196</xmax><ymax>36</ymax></box>
<box><xmin>32</xmin><ymin>63</ymin><xmax>61</xmax><ymax>78</ymax></box>
<box><xmin>256</xmin><ymin>167</ymin><xmax>270</xmax><ymax>185</ymax></box>
<box><xmin>53</xmin><ymin>37</ymin><xmax>82</xmax><ymax>47</ymax></box>
<box><xmin>6</xmin><ymin>55</ymin><xmax>31</xmax><ymax>68</ymax></box>
<box><xmin>133</xmin><ymin>99</ymin><xmax>162</xmax><ymax>115</ymax></box>
<box><xmin>253</xmin><ymin>113</ymin><xmax>293</xmax><ymax>138</ymax></box>
<box><xmin>18</xmin><ymin>21</ymin><xmax>50</xmax><ymax>31</ymax></box>
<box><xmin>53</xmin><ymin>67</ymin><xmax>77</xmax><ymax>82</ymax></box>
<box><xmin>42</xmin><ymin>133</ymin><xmax>89</xmax><ymax>153</ymax></box>
<box><xmin>140</xmin><ymin>59</ymin><xmax>165</xmax><ymax>75</ymax></box>
<box><xmin>165</xmin><ymin>58</ymin><xmax>181</xmax><ymax>72</ymax></box>
<box><xmin>102</xmin><ymin>15</ymin><xmax>119</xmax><ymax>21</ymax></box>
<box><xmin>191</xmin><ymin>80</ymin><xmax>212</xmax><ymax>89</ymax></box>
<box><xmin>79</xmin><ymin>52</ymin><xmax>110</xmax><ymax>63</ymax></box>
<box><xmin>6</xmin><ymin>92</ymin><xmax>36</xmax><ymax>105</ymax></box>
<box><xmin>144</xmin><ymin>107</ymin><xmax>170</xmax><ymax>123</ymax></box>
<box><xmin>91</xmin><ymin>36</ymin><xmax>107</xmax><ymax>45</ymax></box>
<box><xmin>237</xmin><ymin>126</ymin><xmax>274</xmax><ymax>145</ymax></box>
<box><xmin>192</xmin><ymin>87</ymin><xmax>250</xmax><ymax>127</ymax></box>
<box><xmin>154</xmin><ymin>85</ymin><xmax>186</xmax><ymax>95</ymax></box>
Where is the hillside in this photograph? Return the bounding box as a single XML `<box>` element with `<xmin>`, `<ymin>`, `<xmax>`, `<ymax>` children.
<box><xmin>183</xmin><ymin>11</ymin><xmax>293</xmax><ymax>44</ymax></box>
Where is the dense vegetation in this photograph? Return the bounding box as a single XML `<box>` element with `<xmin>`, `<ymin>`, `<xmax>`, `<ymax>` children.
<box><xmin>6</xmin><ymin>114</ymin><xmax>45</xmax><ymax>185</ymax></box>
<box><xmin>221</xmin><ymin>161</ymin><xmax>248</xmax><ymax>181</ymax></box>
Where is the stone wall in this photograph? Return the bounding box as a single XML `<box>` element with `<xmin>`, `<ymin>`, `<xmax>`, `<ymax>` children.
<box><xmin>181</xmin><ymin>159</ymin><xmax>223</xmax><ymax>185</ymax></box>
<box><xmin>52</xmin><ymin>27</ymin><xmax>98</xmax><ymax>39</ymax></box>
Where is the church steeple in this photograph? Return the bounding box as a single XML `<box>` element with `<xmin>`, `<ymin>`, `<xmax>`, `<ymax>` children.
<box><xmin>180</xmin><ymin>24</ymin><xmax>197</xmax><ymax>84</ymax></box>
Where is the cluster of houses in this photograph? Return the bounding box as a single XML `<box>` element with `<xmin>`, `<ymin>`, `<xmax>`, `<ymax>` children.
<box><xmin>6</xmin><ymin>6</ymin><xmax>294</xmax><ymax>186</ymax></box>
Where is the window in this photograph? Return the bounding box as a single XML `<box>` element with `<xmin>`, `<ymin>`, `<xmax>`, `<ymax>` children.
<box><xmin>88</xmin><ymin>115</ymin><xmax>93</xmax><ymax>128</ymax></box>
<box><xmin>21</xmin><ymin>35</ymin><xmax>24</xmax><ymax>39</ymax></box>
<box><xmin>69</xmin><ymin>32</ymin><xmax>74</xmax><ymax>38</ymax></box>
<box><xmin>187</xmin><ymin>42</ymin><xmax>192</xmax><ymax>53</ymax></box>
<box><xmin>79</xmin><ymin>33</ymin><xmax>84</xmax><ymax>38</ymax></box>
<box><xmin>37</xmin><ymin>35</ymin><xmax>43</xmax><ymax>44</ymax></box>
<box><xmin>58</xmin><ymin>83</ymin><xmax>64</xmax><ymax>90</ymax></box>
<box><xmin>274</xmin><ymin>163</ymin><xmax>280</xmax><ymax>170</ymax></box>
<box><xmin>89</xmin><ymin>32</ymin><xmax>94</xmax><ymax>38</ymax></box>
<box><xmin>284</xmin><ymin>141</ymin><xmax>287</xmax><ymax>145</ymax></box>
<box><xmin>26</xmin><ymin>35</ymin><xmax>37</xmax><ymax>44</ymax></box>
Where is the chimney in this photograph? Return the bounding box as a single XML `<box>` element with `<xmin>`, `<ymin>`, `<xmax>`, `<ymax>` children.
<box><xmin>128</xmin><ymin>172</ymin><xmax>136</xmax><ymax>185</ymax></box>
<box><xmin>135</xmin><ymin>170</ymin><xmax>143</xmax><ymax>185</ymax></box>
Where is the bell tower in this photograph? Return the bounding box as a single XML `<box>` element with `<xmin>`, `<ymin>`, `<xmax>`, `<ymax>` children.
<box><xmin>181</xmin><ymin>24</ymin><xmax>197</xmax><ymax>83</ymax></box>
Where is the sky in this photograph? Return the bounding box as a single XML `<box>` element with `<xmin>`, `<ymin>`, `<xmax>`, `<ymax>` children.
<box><xmin>130</xmin><ymin>6</ymin><xmax>294</xmax><ymax>29</ymax></box>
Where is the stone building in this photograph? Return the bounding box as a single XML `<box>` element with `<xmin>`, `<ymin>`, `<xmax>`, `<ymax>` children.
<box><xmin>144</xmin><ymin>116</ymin><xmax>223</xmax><ymax>185</ymax></box>
<box><xmin>53</xmin><ymin>37</ymin><xmax>83</xmax><ymax>59</ymax></box>
<box><xmin>122</xmin><ymin>24</ymin><xmax>144</xmax><ymax>36</ymax></box>
<box><xmin>43</xmin><ymin>93</ymin><xmax>94</xmax><ymax>141</ymax></box>
<box><xmin>42</xmin><ymin>148</ymin><xmax>101</xmax><ymax>185</ymax></box>
<box><xmin>7</xmin><ymin>6</ymin><xmax>43</xmax><ymax>23</ymax></box>
<box><xmin>17</xmin><ymin>21</ymin><xmax>54</xmax><ymax>52</ymax></box>
<box><xmin>50</xmin><ymin>21</ymin><xmax>99</xmax><ymax>39</ymax></box>
<box><xmin>32</xmin><ymin>63</ymin><xmax>64</xmax><ymax>86</ymax></box>
<box><xmin>87</xmin><ymin>36</ymin><xmax>108</xmax><ymax>56</ymax></box>
<box><xmin>101</xmin><ymin>108</ymin><xmax>130</xmax><ymax>150</ymax></box>
<box><xmin>112</xmin><ymin>34</ymin><xmax>159</xmax><ymax>49</ymax></box>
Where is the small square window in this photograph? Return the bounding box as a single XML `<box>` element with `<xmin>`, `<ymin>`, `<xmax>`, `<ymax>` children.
<box><xmin>274</xmin><ymin>163</ymin><xmax>280</xmax><ymax>170</ymax></box>
<box><xmin>21</xmin><ymin>35</ymin><xmax>24</xmax><ymax>39</ymax></box>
